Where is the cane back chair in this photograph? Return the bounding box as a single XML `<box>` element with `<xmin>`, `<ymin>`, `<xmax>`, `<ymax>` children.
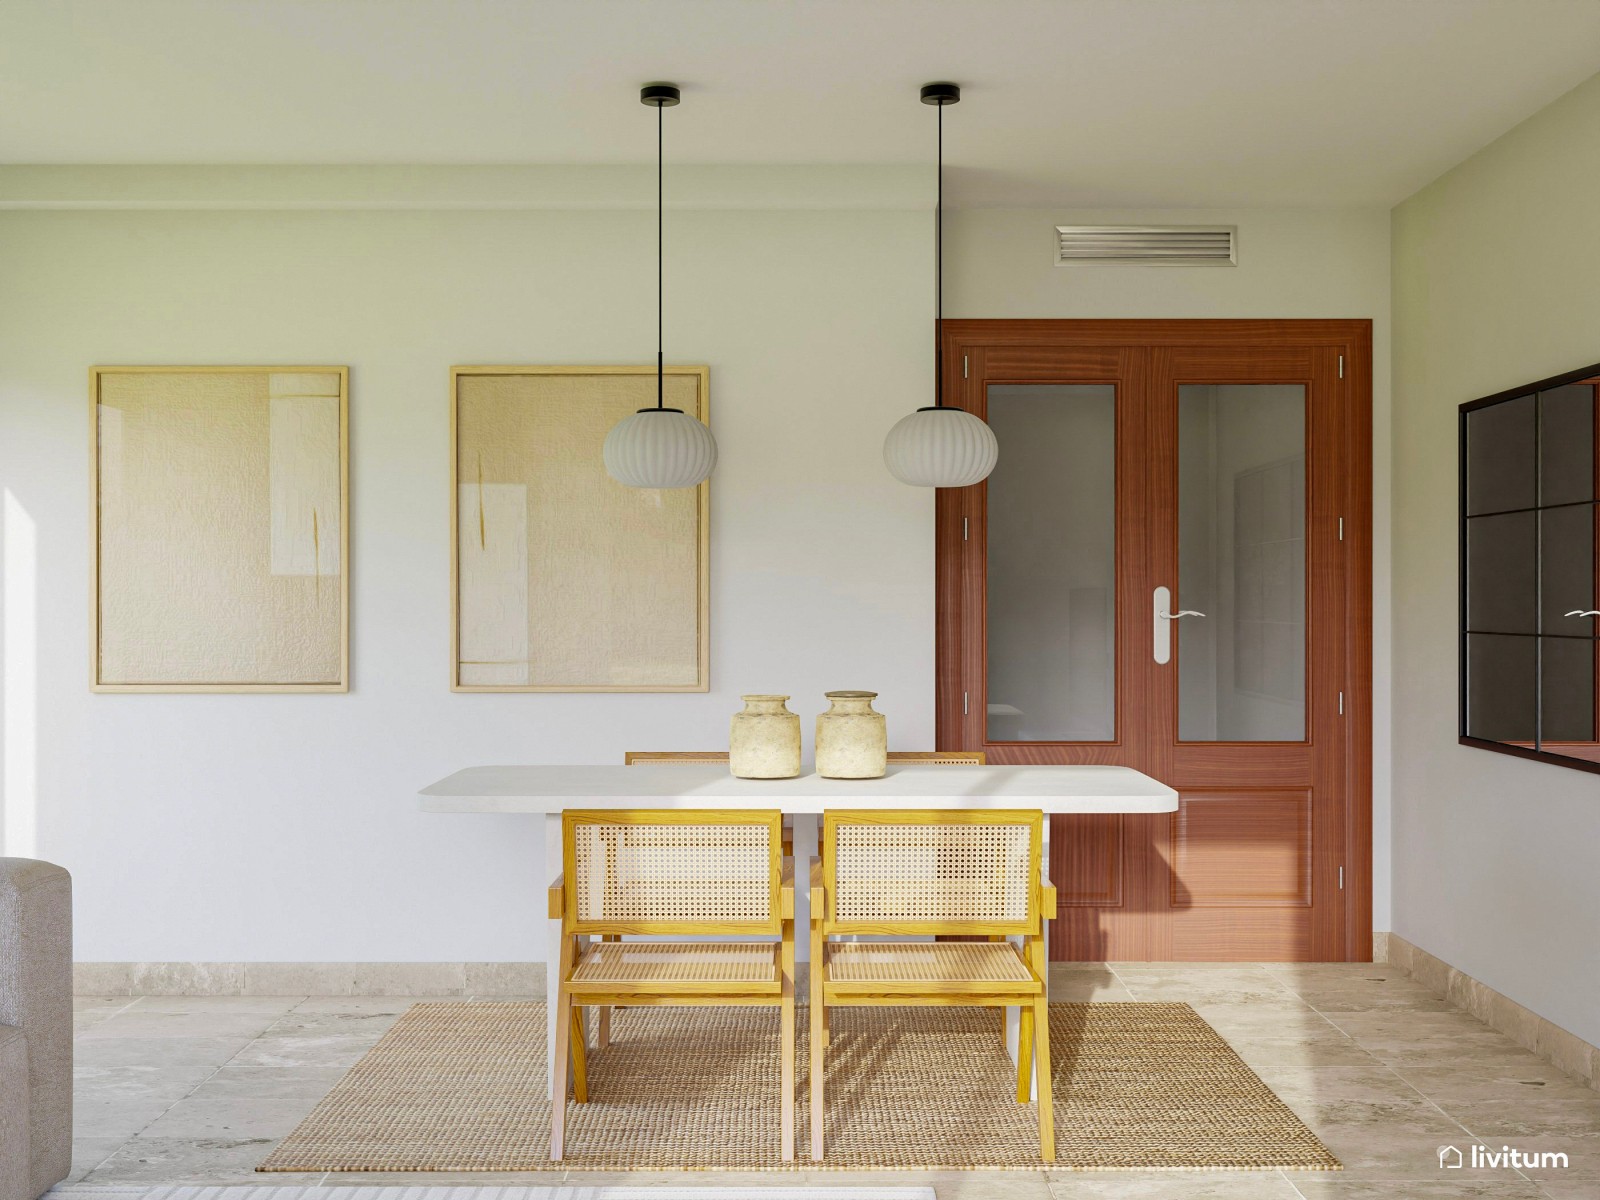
<box><xmin>609</xmin><ymin>751</ymin><xmax>987</xmax><ymax>1052</ymax></box>
<box><xmin>547</xmin><ymin>809</ymin><xmax>796</xmax><ymax>1161</ymax></box>
<box><xmin>808</xmin><ymin>809</ymin><xmax>1057</xmax><ymax>1161</ymax></box>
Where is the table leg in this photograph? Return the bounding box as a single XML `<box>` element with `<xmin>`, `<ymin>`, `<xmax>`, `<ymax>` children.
<box><xmin>792</xmin><ymin>813</ymin><xmax>819</xmax><ymax>964</ymax></box>
<box><xmin>544</xmin><ymin>811</ymin><xmax>564</xmax><ymax>1100</ymax></box>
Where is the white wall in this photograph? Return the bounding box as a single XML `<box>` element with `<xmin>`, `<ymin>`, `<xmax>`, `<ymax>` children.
<box><xmin>0</xmin><ymin>175</ymin><xmax>933</xmax><ymax>961</ymax></box>
<box><xmin>1392</xmin><ymin>72</ymin><xmax>1600</xmax><ymax>1047</ymax></box>
<box><xmin>947</xmin><ymin>206</ymin><xmax>1394</xmax><ymax>930</ymax></box>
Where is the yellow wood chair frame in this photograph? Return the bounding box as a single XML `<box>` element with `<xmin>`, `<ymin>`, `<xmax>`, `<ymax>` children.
<box><xmin>808</xmin><ymin>808</ymin><xmax>1057</xmax><ymax>1162</ymax></box>
<box><xmin>547</xmin><ymin>808</ymin><xmax>796</xmax><ymax>1161</ymax></box>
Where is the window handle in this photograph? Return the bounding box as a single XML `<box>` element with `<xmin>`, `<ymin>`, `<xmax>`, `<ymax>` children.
<box><xmin>1564</xmin><ymin>610</ymin><xmax>1600</xmax><ymax>618</ymax></box>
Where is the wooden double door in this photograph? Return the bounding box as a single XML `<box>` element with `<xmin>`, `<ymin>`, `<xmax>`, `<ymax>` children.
<box><xmin>936</xmin><ymin>320</ymin><xmax>1372</xmax><ymax>962</ymax></box>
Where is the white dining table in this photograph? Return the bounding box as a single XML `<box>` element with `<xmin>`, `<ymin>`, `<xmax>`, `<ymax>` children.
<box><xmin>420</xmin><ymin>761</ymin><xmax>1179</xmax><ymax>1096</ymax></box>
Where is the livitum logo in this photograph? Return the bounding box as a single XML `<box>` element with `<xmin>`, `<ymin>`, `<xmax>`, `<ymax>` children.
<box><xmin>1439</xmin><ymin>1143</ymin><xmax>1570</xmax><ymax>1170</ymax></box>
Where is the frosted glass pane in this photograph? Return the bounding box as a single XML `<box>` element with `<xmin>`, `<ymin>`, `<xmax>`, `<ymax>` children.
<box><xmin>985</xmin><ymin>385</ymin><xmax>1116</xmax><ymax>742</ymax></box>
<box><xmin>1177</xmin><ymin>384</ymin><xmax>1306</xmax><ymax>742</ymax></box>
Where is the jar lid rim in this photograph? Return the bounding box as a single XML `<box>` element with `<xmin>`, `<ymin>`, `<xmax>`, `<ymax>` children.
<box><xmin>825</xmin><ymin>690</ymin><xmax>878</xmax><ymax>698</ymax></box>
<box><xmin>741</xmin><ymin>693</ymin><xmax>790</xmax><ymax>701</ymax></box>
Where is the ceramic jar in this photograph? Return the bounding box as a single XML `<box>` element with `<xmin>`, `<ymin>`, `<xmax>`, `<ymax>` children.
<box><xmin>815</xmin><ymin>690</ymin><xmax>888</xmax><ymax>779</ymax></box>
<box><xmin>729</xmin><ymin>694</ymin><xmax>802</xmax><ymax>779</ymax></box>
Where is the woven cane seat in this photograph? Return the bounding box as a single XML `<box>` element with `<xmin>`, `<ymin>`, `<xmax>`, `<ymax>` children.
<box><xmin>824</xmin><ymin>941</ymin><xmax>1040</xmax><ymax>992</ymax></box>
<box><xmin>569</xmin><ymin>941</ymin><xmax>781</xmax><ymax>993</ymax></box>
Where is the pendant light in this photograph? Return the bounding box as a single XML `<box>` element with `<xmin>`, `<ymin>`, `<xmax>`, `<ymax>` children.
<box><xmin>883</xmin><ymin>82</ymin><xmax>998</xmax><ymax>488</ymax></box>
<box><xmin>603</xmin><ymin>83</ymin><xmax>718</xmax><ymax>489</ymax></box>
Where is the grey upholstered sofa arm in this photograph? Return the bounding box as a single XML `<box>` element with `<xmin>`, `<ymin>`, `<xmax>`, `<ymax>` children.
<box><xmin>0</xmin><ymin>859</ymin><xmax>72</xmax><ymax>1200</ymax></box>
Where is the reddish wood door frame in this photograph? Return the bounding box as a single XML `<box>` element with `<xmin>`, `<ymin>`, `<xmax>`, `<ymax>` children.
<box><xmin>935</xmin><ymin>319</ymin><xmax>1373</xmax><ymax>963</ymax></box>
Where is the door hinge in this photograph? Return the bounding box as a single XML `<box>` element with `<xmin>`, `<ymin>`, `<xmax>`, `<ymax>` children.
<box><xmin>962</xmin><ymin>692</ymin><xmax>969</xmax><ymax>716</ymax></box>
<box><xmin>1338</xmin><ymin>691</ymin><xmax>1345</xmax><ymax>716</ymax></box>
<box><xmin>1338</xmin><ymin>866</ymin><xmax>1345</xmax><ymax>890</ymax></box>
<box><xmin>1338</xmin><ymin>354</ymin><xmax>1345</xmax><ymax>379</ymax></box>
<box><xmin>963</xmin><ymin>355</ymin><xmax>969</xmax><ymax>379</ymax></box>
<box><xmin>1338</xmin><ymin>517</ymin><xmax>1344</xmax><ymax>541</ymax></box>
<box><xmin>963</xmin><ymin>516</ymin><xmax>969</xmax><ymax>541</ymax></box>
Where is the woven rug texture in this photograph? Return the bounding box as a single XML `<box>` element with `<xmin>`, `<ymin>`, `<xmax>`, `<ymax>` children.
<box><xmin>257</xmin><ymin>1001</ymin><xmax>1340</xmax><ymax>1173</ymax></box>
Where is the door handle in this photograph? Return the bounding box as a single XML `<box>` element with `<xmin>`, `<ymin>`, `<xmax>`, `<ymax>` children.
<box><xmin>1565</xmin><ymin>610</ymin><xmax>1600</xmax><ymax>618</ymax></box>
<box><xmin>1153</xmin><ymin>587</ymin><xmax>1204</xmax><ymax>664</ymax></box>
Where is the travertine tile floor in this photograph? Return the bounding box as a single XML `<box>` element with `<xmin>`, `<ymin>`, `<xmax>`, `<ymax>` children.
<box><xmin>61</xmin><ymin>963</ymin><xmax>1600</xmax><ymax>1199</ymax></box>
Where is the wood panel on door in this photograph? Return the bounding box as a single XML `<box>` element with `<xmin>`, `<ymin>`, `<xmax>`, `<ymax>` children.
<box><xmin>935</xmin><ymin>320</ymin><xmax>1372</xmax><ymax>963</ymax></box>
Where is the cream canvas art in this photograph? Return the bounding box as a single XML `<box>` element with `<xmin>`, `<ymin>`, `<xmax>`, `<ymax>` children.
<box><xmin>451</xmin><ymin>366</ymin><xmax>709</xmax><ymax>691</ymax></box>
<box><xmin>91</xmin><ymin>367</ymin><xmax>349</xmax><ymax>691</ymax></box>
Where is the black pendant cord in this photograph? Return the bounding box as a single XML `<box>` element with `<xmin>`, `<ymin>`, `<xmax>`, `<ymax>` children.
<box><xmin>656</xmin><ymin>97</ymin><xmax>665</xmax><ymax>411</ymax></box>
<box><xmin>934</xmin><ymin>98</ymin><xmax>944</xmax><ymax>409</ymax></box>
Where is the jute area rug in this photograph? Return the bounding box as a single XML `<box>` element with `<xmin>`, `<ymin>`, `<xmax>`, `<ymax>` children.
<box><xmin>258</xmin><ymin>1002</ymin><xmax>1339</xmax><ymax>1173</ymax></box>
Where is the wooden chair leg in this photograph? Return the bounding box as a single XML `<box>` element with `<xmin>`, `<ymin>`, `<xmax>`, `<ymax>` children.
<box><xmin>1033</xmin><ymin>992</ymin><xmax>1055</xmax><ymax>1161</ymax></box>
<box><xmin>570</xmin><ymin>1006</ymin><xmax>589</xmax><ymax>1103</ymax></box>
<box><xmin>1028</xmin><ymin>936</ymin><xmax>1055</xmax><ymax>1162</ymax></box>
<box><xmin>550</xmin><ymin>986</ymin><xmax>573</xmax><ymax>1160</ymax></box>
<box><xmin>1016</xmin><ymin>1003</ymin><xmax>1034</xmax><ymax>1103</ymax></box>
<box><xmin>598</xmin><ymin>933</ymin><xmax>620</xmax><ymax>1049</ymax></box>
<box><xmin>780</xmin><ymin>919</ymin><xmax>796</xmax><ymax>1162</ymax></box>
<box><xmin>809</xmin><ymin>926</ymin><xmax>825</xmax><ymax>1160</ymax></box>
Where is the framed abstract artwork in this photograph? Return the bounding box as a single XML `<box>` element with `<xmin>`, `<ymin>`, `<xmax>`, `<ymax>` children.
<box><xmin>450</xmin><ymin>365</ymin><xmax>710</xmax><ymax>692</ymax></box>
<box><xmin>90</xmin><ymin>366</ymin><xmax>349</xmax><ymax>692</ymax></box>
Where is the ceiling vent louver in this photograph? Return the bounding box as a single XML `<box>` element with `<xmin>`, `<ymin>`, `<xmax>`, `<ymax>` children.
<box><xmin>1055</xmin><ymin>225</ymin><xmax>1237</xmax><ymax>267</ymax></box>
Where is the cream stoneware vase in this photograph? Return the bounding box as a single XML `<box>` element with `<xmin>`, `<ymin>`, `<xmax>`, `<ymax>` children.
<box><xmin>815</xmin><ymin>690</ymin><xmax>888</xmax><ymax>779</ymax></box>
<box><xmin>729</xmin><ymin>694</ymin><xmax>802</xmax><ymax>779</ymax></box>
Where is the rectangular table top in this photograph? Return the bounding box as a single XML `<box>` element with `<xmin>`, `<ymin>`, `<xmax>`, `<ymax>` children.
<box><xmin>419</xmin><ymin>763</ymin><xmax>1178</xmax><ymax>814</ymax></box>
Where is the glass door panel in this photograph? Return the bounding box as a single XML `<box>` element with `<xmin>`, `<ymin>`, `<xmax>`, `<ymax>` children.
<box><xmin>1176</xmin><ymin>384</ymin><xmax>1307</xmax><ymax>742</ymax></box>
<box><xmin>985</xmin><ymin>384</ymin><xmax>1116</xmax><ymax>741</ymax></box>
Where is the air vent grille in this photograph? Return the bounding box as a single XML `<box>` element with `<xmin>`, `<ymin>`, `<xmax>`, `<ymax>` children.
<box><xmin>1055</xmin><ymin>225</ymin><xmax>1237</xmax><ymax>267</ymax></box>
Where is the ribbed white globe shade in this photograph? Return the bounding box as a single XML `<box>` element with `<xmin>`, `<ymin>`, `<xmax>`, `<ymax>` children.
<box><xmin>603</xmin><ymin>408</ymin><xmax>717</xmax><ymax>488</ymax></box>
<box><xmin>883</xmin><ymin>407</ymin><xmax>999</xmax><ymax>487</ymax></box>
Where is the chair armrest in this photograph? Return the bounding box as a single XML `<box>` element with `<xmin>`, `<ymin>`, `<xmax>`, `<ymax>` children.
<box><xmin>780</xmin><ymin>856</ymin><xmax>795</xmax><ymax>920</ymax></box>
<box><xmin>1040</xmin><ymin>875</ymin><xmax>1058</xmax><ymax>913</ymax></box>
<box><xmin>547</xmin><ymin>874</ymin><xmax>564</xmax><ymax>920</ymax></box>
<box><xmin>808</xmin><ymin>856</ymin><xmax>824</xmax><ymax>924</ymax></box>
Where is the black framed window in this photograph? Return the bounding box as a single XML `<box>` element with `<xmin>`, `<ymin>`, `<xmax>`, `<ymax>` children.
<box><xmin>1461</xmin><ymin>367</ymin><xmax>1600</xmax><ymax>773</ymax></box>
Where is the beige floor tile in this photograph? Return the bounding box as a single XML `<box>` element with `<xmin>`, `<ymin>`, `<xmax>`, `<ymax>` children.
<box><xmin>75</xmin><ymin>1036</ymin><xmax>253</xmax><ymax>1070</ymax></box>
<box><xmin>1190</xmin><ymin>1001</ymin><xmax>1332</xmax><ymax>1038</ymax></box>
<box><xmin>290</xmin><ymin>995</ymin><xmax>461</xmax><ymax>1013</ymax></box>
<box><xmin>131</xmin><ymin>995</ymin><xmax>307</xmax><ymax>1014</ymax></box>
<box><xmin>74</xmin><ymin>1062</ymin><xmax>221</xmax><ymax>1101</ymax></box>
<box><xmin>1112</xmin><ymin>962</ymin><xmax>1280</xmax><ymax>971</ymax></box>
<box><xmin>1291</xmin><ymin>1181</ymin><xmax>1550</xmax><ymax>1198</ymax></box>
<box><xmin>1391</xmin><ymin>1061</ymin><xmax>1600</xmax><ymax>1104</ymax></box>
<box><xmin>1115</xmin><ymin>970</ymin><xmax>1298</xmax><ymax>1003</ymax></box>
<box><xmin>266</xmin><ymin>1009</ymin><xmax>410</xmax><ymax>1038</ymax></box>
<box><xmin>1246</xmin><ymin>1063</ymin><xmax>1425</xmax><ymax>1105</ymax></box>
<box><xmin>1049</xmin><ymin>973</ymin><xmax>1135</xmax><ymax>1002</ymax></box>
<box><xmin>184</xmin><ymin>1062</ymin><xmax>350</xmax><ymax>1100</ymax></box>
<box><xmin>1444</xmin><ymin>1097</ymin><xmax>1600</xmax><ymax>1138</ymax></box>
<box><xmin>1047</xmin><ymin>1172</ymin><xmax>1302</xmax><ymax>1198</ymax></box>
<box><xmin>1534</xmin><ymin>1178</ymin><xmax>1600</xmax><ymax>1197</ymax></box>
<box><xmin>67</xmin><ymin>1137</ymin><xmax>132</xmax><ymax>1183</ymax></box>
<box><xmin>78</xmin><ymin>1010</ymin><xmax>284</xmax><ymax>1041</ymax></box>
<box><xmin>73</xmin><ymin>1094</ymin><xmax>179</xmax><ymax>1139</ymax></box>
<box><xmin>136</xmin><ymin>1096</ymin><xmax>322</xmax><ymax>1140</ymax></box>
<box><xmin>225</xmin><ymin>1033</ymin><xmax>379</xmax><ymax>1069</ymax></box>
<box><xmin>1227</xmin><ymin>1036</ymin><xmax>1384</xmax><ymax>1069</ymax></box>
<box><xmin>82</xmin><ymin>1136</ymin><xmax>315</xmax><ymax>1184</ymax></box>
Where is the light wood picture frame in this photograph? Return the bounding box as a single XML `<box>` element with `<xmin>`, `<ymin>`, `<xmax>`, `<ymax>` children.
<box><xmin>450</xmin><ymin>365</ymin><xmax>710</xmax><ymax>693</ymax></box>
<box><xmin>90</xmin><ymin>365</ymin><xmax>350</xmax><ymax>693</ymax></box>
